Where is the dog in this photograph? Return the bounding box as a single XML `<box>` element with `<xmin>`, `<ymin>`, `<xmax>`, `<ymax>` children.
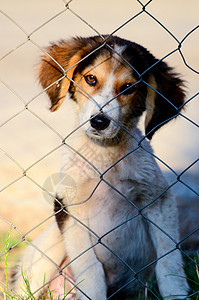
<box><xmin>13</xmin><ymin>35</ymin><xmax>189</xmax><ymax>299</ymax></box>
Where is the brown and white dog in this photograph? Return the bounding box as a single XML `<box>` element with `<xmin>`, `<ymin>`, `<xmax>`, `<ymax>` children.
<box><xmin>13</xmin><ymin>35</ymin><xmax>189</xmax><ymax>299</ymax></box>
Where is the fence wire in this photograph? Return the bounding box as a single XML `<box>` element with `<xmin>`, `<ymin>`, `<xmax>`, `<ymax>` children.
<box><xmin>0</xmin><ymin>0</ymin><xmax>199</xmax><ymax>299</ymax></box>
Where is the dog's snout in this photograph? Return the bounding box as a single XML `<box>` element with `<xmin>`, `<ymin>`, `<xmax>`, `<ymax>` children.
<box><xmin>90</xmin><ymin>113</ymin><xmax>110</xmax><ymax>131</ymax></box>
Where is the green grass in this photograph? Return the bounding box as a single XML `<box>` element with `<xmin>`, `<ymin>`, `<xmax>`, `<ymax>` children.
<box><xmin>184</xmin><ymin>252</ymin><xmax>199</xmax><ymax>299</ymax></box>
<box><xmin>0</xmin><ymin>227</ymin><xmax>76</xmax><ymax>299</ymax></box>
<box><xmin>0</xmin><ymin>228</ymin><xmax>199</xmax><ymax>299</ymax></box>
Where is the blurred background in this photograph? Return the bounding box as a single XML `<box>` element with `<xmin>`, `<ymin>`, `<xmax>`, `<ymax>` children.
<box><xmin>0</xmin><ymin>0</ymin><xmax>198</xmax><ymax>247</ymax></box>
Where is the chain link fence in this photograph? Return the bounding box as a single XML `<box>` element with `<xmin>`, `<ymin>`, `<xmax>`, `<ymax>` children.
<box><xmin>0</xmin><ymin>0</ymin><xmax>199</xmax><ymax>299</ymax></box>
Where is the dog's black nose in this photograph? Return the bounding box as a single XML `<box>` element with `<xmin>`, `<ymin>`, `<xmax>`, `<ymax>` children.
<box><xmin>90</xmin><ymin>113</ymin><xmax>110</xmax><ymax>130</ymax></box>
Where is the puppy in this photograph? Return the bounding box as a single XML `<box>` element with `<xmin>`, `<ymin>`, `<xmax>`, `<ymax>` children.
<box><xmin>13</xmin><ymin>35</ymin><xmax>189</xmax><ymax>299</ymax></box>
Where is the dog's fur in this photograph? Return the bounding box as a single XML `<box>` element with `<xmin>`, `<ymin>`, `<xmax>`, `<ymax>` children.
<box><xmin>13</xmin><ymin>36</ymin><xmax>189</xmax><ymax>299</ymax></box>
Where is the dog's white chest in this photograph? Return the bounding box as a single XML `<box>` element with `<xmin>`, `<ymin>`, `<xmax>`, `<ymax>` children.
<box><xmin>86</xmin><ymin>182</ymin><xmax>156</xmax><ymax>283</ymax></box>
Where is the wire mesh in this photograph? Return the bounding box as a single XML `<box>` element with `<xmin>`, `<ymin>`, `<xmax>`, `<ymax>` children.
<box><xmin>0</xmin><ymin>0</ymin><xmax>199</xmax><ymax>299</ymax></box>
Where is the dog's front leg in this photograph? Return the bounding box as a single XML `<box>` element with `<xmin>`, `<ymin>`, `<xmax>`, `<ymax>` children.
<box><xmin>62</xmin><ymin>216</ymin><xmax>107</xmax><ymax>300</ymax></box>
<box><xmin>146</xmin><ymin>195</ymin><xmax>189</xmax><ymax>300</ymax></box>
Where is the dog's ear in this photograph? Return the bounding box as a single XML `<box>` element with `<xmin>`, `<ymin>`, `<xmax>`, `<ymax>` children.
<box><xmin>38</xmin><ymin>41</ymin><xmax>85</xmax><ymax>111</ymax></box>
<box><xmin>144</xmin><ymin>61</ymin><xmax>185</xmax><ymax>139</ymax></box>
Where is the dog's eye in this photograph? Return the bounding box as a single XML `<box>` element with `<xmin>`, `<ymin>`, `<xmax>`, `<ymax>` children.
<box><xmin>84</xmin><ymin>74</ymin><xmax>97</xmax><ymax>86</ymax></box>
<box><xmin>120</xmin><ymin>83</ymin><xmax>136</xmax><ymax>95</ymax></box>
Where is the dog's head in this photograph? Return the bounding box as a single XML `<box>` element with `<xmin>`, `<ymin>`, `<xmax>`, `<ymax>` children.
<box><xmin>38</xmin><ymin>35</ymin><xmax>185</xmax><ymax>141</ymax></box>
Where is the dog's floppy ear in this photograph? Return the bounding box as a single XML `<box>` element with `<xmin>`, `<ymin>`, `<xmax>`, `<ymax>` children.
<box><xmin>38</xmin><ymin>40</ymin><xmax>85</xmax><ymax>111</ymax></box>
<box><xmin>145</xmin><ymin>61</ymin><xmax>185</xmax><ymax>139</ymax></box>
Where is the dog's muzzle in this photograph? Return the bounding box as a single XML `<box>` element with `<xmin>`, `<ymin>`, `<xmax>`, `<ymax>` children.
<box><xmin>90</xmin><ymin>113</ymin><xmax>111</xmax><ymax>131</ymax></box>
